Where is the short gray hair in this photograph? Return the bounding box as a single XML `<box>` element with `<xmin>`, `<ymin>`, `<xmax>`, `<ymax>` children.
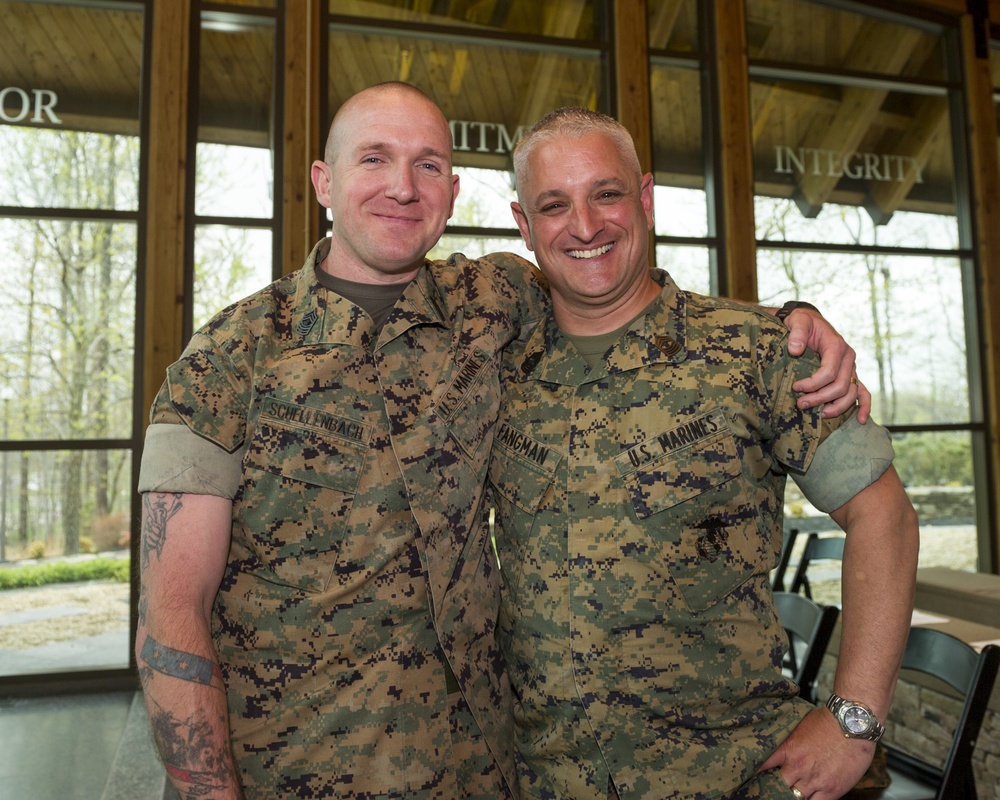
<box><xmin>512</xmin><ymin>107</ymin><xmax>642</xmax><ymax>203</ymax></box>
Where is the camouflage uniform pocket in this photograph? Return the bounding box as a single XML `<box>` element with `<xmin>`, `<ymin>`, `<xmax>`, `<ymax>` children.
<box><xmin>614</xmin><ymin>411</ymin><xmax>765</xmax><ymax>613</ymax></box>
<box><xmin>489</xmin><ymin>432</ymin><xmax>560</xmax><ymax>599</ymax></box>
<box><xmin>491</xmin><ymin>437</ymin><xmax>557</xmax><ymax>513</ymax></box>
<box><xmin>439</xmin><ymin>348</ymin><xmax>500</xmax><ymax>466</ymax></box>
<box><xmin>240</xmin><ymin>411</ymin><xmax>368</xmax><ymax>592</ymax></box>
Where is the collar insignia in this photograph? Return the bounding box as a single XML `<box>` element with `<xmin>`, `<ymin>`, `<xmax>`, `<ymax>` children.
<box><xmin>295</xmin><ymin>310</ymin><xmax>318</xmax><ymax>337</ymax></box>
<box><xmin>654</xmin><ymin>334</ymin><xmax>681</xmax><ymax>356</ymax></box>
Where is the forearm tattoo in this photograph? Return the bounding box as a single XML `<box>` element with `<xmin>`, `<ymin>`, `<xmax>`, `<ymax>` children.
<box><xmin>142</xmin><ymin>492</ymin><xmax>183</xmax><ymax>566</ymax></box>
<box><xmin>148</xmin><ymin>703</ymin><xmax>237</xmax><ymax>797</ymax></box>
<box><xmin>141</xmin><ymin>635</ymin><xmax>224</xmax><ymax>688</ymax></box>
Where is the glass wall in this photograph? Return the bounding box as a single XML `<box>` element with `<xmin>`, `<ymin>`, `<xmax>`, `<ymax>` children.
<box><xmin>0</xmin><ymin>0</ymin><xmax>145</xmax><ymax>677</ymax></box>
<box><xmin>747</xmin><ymin>0</ymin><xmax>981</xmax><ymax>572</ymax></box>
<box><xmin>3</xmin><ymin>0</ymin><xmax>996</xmax><ymax>692</ymax></box>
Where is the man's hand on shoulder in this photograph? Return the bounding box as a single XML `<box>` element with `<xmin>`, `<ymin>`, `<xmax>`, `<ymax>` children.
<box><xmin>776</xmin><ymin>303</ymin><xmax>871</xmax><ymax>423</ymax></box>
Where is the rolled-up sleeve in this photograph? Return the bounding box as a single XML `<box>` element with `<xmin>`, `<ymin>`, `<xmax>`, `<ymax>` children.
<box><xmin>138</xmin><ymin>422</ymin><xmax>243</xmax><ymax>498</ymax></box>
<box><xmin>791</xmin><ymin>415</ymin><xmax>895</xmax><ymax>513</ymax></box>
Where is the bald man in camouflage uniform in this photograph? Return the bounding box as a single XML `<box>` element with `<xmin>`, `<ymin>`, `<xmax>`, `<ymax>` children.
<box><xmin>135</xmin><ymin>84</ymin><xmax>548</xmax><ymax>800</ymax></box>
<box><xmin>493</xmin><ymin>107</ymin><xmax>919</xmax><ymax>800</ymax></box>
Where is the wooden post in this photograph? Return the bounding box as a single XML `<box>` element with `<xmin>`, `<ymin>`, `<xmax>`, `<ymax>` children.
<box><xmin>712</xmin><ymin>0</ymin><xmax>757</xmax><ymax>301</ymax></box>
<box><xmin>282</xmin><ymin>0</ymin><xmax>323</xmax><ymax>275</ymax></box>
<box><xmin>143</xmin><ymin>0</ymin><xmax>191</xmax><ymax>418</ymax></box>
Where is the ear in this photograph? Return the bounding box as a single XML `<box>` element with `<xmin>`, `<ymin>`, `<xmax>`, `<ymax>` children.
<box><xmin>448</xmin><ymin>172</ymin><xmax>460</xmax><ymax>218</ymax></box>
<box><xmin>510</xmin><ymin>201</ymin><xmax>535</xmax><ymax>252</ymax></box>
<box><xmin>640</xmin><ymin>173</ymin><xmax>655</xmax><ymax>231</ymax></box>
<box><xmin>311</xmin><ymin>160</ymin><xmax>332</xmax><ymax>209</ymax></box>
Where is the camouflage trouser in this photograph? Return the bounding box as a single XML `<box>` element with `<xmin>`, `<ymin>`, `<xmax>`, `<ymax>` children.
<box><xmin>603</xmin><ymin>770</ymin><xmax>797</xmax><ymax>799</ymax></box>
<box><xmin>730</xmin><ymin>770</ymin><xmax>799</xmax><ymax>799</ymax></box>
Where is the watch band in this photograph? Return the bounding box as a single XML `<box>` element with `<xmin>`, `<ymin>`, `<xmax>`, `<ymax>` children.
<box><xmin>826</xmin><ymin>693</ymin><xmax>885</xmax><ymax>743</ymax></box>
<box><xmin>775</xmin><ymin>300</ymin><xmax>819</xmax><ymax>322</ymax></box>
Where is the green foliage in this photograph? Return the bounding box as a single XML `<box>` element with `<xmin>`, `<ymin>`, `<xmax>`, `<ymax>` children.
<box><xmin>0</xmin><ymin>558</ymin><xmax>130</xmax><ymax>590</ymax></box>
<box><xmin>892</xmin><ymin>432</ymin><xmax>973</xmax><ymax>487</ymax></box>
<box><xmin>786</xmin><ymin>501</ymin><xmax>806</xmax><ymax>518</ymax></box>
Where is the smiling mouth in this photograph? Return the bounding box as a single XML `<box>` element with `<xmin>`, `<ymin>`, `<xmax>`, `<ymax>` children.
<box><xmin>567</xmin><ymin>243</ymin><xmax>613</xmax><ymax>259</ymax></box>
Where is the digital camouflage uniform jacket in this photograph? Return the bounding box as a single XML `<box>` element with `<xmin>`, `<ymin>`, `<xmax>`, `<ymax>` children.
<box><xmin>490</xmin><ymin>270</ymin><xmax>893</xmax><ymax>800</ymax></box>
<box><xmin>141</xmin><ymin>240</ymin><xmax>547</xmax><ymax>799</ymax></box>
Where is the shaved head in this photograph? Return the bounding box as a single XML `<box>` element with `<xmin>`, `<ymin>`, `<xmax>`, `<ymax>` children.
<box><xmin>324</xmin><ymin>82</ymin><xmax>450</xmax><ymax>166</ymax></box>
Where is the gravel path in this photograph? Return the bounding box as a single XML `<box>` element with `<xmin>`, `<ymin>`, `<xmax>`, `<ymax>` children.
<box><xmin>0</xmin><ymin>581</ymin><xmax>129</xmax><ymax>651</ymax></box>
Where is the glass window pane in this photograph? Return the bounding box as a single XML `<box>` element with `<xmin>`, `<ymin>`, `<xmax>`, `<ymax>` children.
<box><xmin>212</xmin><ymin>0</ymin><xmax>274</xmax><ymax>7</ymax></box>
<box><xmin>754</xmin><ymin>196</ymin><xmax>958</xmax><ymax>249</ymax></box>
<box><xmin>647</xmin><ymin>0</ymin><xmax>700</xmax><ymax>53</ymax></box>
<box><xmin>651</xmin><ymin>64</ymin><xmax>707</xmax><ymax>238</ymax></box>
<box><xmin>453</xmin><ymin>167</ymin><xmax>519</xmax><ymax>229</ymax></box>
<box><xmin>0</xmin><ymin>127</ymin><xmax>140</xmax><ymax>211</ymax></box>
<box><xmin>198</xmin><ymin>13</ymin><xmax>275</xmax><ymax>216</ymax></box>
<box><xmin>196</xmin><ymin>143</ymin><xmax>274</xmax><ymax>218</ymax></box>
<box><xmin>331</xmin><ymin>0</ymin><xmax>608</xmax><ymax>41</ymax></box>
<box><xmin>194</xmin><ymin>226</ymin><xmax>274</xmax><ymax>330</ymax></box>
<box><xmin>0</xmin><ymin>218</ymin><xmax>136</xmax><ymax>441</ymax></box>
<box><xmin>0</xmin><ymin>449</ymin><xmax>132</xmax><ymax>675</ymax></box>
<box><xmin>0</xmin><ymin>3</ymin><xmax>143</xmax><ymax>210</ymax></box>
<box><xmin>757</xmin><ymin>248</ymin><xmax>968</xmax><ymax>427</ymax></box>
<box><xmin>655</xmin><ymin>244</ymin><xmax>711</xmax><ymax>296</ymax></box>
<box><xmin>328</xmin><ymin>31</ymin><xmax>607</xmax><ymax>160</ymax></box>
<box><xmin>654</xmin><ymin>186</ymin><xmax>707</xmax><ymax>239</ymax></box>
<box><xmin>751</xmin><ymin>79</ymin><xmax>958</xmax><ymax>244</ymax></box>
<box><xmin>896</xmin><ymin>431</ymin><xmax>979</xmax><ymax>570</ymax></box>
<box><xmin>746</xmin><ymin>0</ymin><xmax>947</xmax><ymax>82</ymax></box>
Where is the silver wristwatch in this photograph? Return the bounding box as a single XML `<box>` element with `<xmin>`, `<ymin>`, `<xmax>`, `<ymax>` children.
<box><xmin>826</xmin><ymin>693</ymin><xmax>885</xmax><ymax>743</ymax></box>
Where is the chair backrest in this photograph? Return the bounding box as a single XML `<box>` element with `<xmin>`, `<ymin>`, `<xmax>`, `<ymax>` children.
<box><xmin>789</xmin><ymin>532</ymin><xmax>845</xmax><ymax>599</ymax></box>
<box><xmin>885</xmin><ymin>626</ymin><xmax>1000</xmax><ymax>798</ymax></box>
<box><xmin>773</xmin><ymin>591</ymin><xmax>840</xmax><ymax>704</ymax></box>
<box><xmin>772</xmin><ymin>527</ymin><xmax>800</xmax><ymax>592</ymax></box>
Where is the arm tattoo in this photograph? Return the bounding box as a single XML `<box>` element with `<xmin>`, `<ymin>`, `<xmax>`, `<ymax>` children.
<box><xmin>148</xmin><ymin>704</ymin><xmax>237</xmax><ymax>796</ymax></box>
<box><xmin>142</xmin><ymin>492</ymin><xmax>183</xmax><ymax>566</ymax></box>
<box><xmin>141</xmin><ymin>635</ymin><xmax>223</xmax><ymax>688</ymax></box>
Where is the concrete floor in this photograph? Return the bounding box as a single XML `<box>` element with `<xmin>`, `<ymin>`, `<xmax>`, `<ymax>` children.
<box><xmin>0</xmin><ymin>689</ymin><xmax>171</xmax><ymax>800</ymax></box>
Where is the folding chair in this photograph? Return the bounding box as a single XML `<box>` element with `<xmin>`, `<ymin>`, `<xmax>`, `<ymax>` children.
<box><xmin>772</xmin><ymin>527</ymin><xmax>801</xmax><ymax>592</ymax></box>
<box><xmin>789</xmin><ymin>532</ymin><xmax>845</xmax><ymax>600</ymax></box>
<box><xmin>843</xmin><ymin>627</ymin><xmax>1000</xmax><ymax>799</ymax></box>
<box><xmin>773</xmin><ymin>590</ymin><xmax>839</xmax><ymax>704</ymax></box>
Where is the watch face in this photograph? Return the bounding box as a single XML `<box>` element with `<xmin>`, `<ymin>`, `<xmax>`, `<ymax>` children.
<box><xmin>843</xmin><ymin>705</ymin><xmax>872</xmax><ymax>734</ymax></box>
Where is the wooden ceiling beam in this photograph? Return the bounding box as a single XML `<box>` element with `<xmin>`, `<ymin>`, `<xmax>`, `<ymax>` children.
<box><xmin>792</xmin><ymin>20</ymin><xmax>922</xmax><ymax>215</ymax></box>
<box><xmin>515</xmin><ymin>0</ymin><xmax>587</xmax><ymax>128</ymax></box>
<box><xmin>648</xmin><ymin>0</ymin><xmax>684</xmax><ymax>51</ymax></box>
<box><xmin>864</xmin><ymin>94</ymin><xmax>949</xmax><ymax>223</ymax></box>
